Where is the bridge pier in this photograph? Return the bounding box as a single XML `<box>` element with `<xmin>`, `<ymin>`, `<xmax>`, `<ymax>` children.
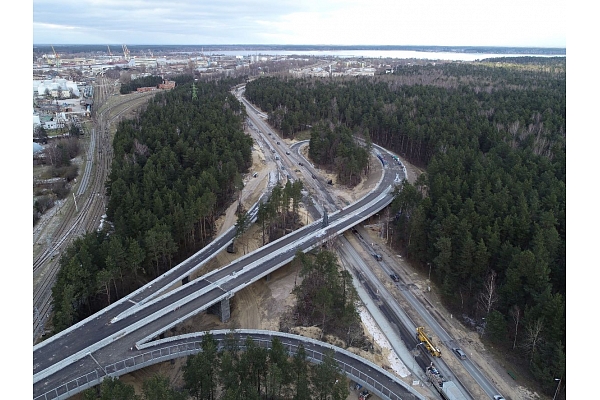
<box><xmin>265</xmin><ymin>273</ymin><xmax>271</xmax><ymax>282</ymax></box>
<box><xmin>208</xmin><ymin>297</ymin><xmax>231</xmax><ymax>323</ymax></box>
<box><xmin>181</xmin><ymin>276</ymin><xmax>189</xmax><ymax>285</ymax></box>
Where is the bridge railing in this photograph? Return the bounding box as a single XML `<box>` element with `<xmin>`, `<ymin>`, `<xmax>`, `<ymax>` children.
<box><xmin>34</xmin><ymin>330</ymin><xmax>424</xmax><ymax>400</ymax></box>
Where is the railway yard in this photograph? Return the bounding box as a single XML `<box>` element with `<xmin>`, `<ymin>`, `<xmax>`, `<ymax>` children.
<box><xmin>33</xmin><ymin>78</ymin><xmax>158</xmax><ymax>343</ymax></box>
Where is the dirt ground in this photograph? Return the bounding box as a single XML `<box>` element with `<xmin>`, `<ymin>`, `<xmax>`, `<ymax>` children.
<box><xmin>84</xmin><ymin>142</ymin><xmax>539</xmax><ymax>400</ymax></box>
<box><xmin>108</xmin><ymin>138</ymin><xmax>388</xmax><ymax>397</ymax></box>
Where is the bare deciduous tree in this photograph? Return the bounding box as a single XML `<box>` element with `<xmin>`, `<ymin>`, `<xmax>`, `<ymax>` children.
<box><xmin>509</xmin><ymin>304</ymin><xmax>521</xmax><ymax>349</ymax></box>
<box><xmin>96</xmin><ymin>269</ymin><xmax>113</xmax><ymax>306</ymax></box>
<box><xmin>133</xmin><ymin>138</ymin><xmax>149</xmax><ymax>157</ymax></box>
<box><xmin>119</xmin><ymin>71</ymin><xmax>132</xmax><ymax>84</ymax></box>
<box><xmin>34</xmin><ymin>125</ymin><xmax>48</xmax><ymax>143</ymax></box>
<box><xmin>478</xmin><ymin>269</ymin><xmax>498</xmax><ymax>316</ymax></box>
<box><xmin>522</xmin><ymin>318</ymin><xmax>544</xmax><ymax>364</ymax></box>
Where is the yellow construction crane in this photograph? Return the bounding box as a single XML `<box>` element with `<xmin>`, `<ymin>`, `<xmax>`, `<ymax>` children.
<box><xmin>51</xmin><ymin>45</ymin><xmax>60</xmax><ymax>68</ymax></box>
<box><xmin>416</xmin><ymin>326</ymin><xmax>442</xmax><ymax>358</ymax></box>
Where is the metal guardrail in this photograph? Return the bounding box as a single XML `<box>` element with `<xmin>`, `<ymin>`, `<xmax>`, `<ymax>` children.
<box><xmin>34</xmin><ymin>330</ymin><xmax>425</xmax><ymax>400</ymax></box>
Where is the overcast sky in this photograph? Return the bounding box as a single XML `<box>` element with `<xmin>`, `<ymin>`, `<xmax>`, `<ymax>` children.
<box><xmin>32</xmin><ymin>0</ymin><xmax>566</xmax><ymax>47</ymax></box>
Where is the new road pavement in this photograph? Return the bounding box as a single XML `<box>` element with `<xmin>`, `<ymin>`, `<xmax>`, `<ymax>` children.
<box><xmin>33</xmin><ymin>150</ymin><xmax>404</xmax><ymax>399</ymax></box>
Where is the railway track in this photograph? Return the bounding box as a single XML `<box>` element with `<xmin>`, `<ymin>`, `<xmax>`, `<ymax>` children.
<box><xmin>33</xmin><ymin>79</ymin><xmax>158</xmax><ymax>343</ymax></box>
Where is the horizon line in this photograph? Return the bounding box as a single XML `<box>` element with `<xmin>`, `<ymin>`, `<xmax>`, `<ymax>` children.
<box><xmin>33</xmin><ymin>44</ymin><xmax>566</xmax><ymax>49</ymax></box>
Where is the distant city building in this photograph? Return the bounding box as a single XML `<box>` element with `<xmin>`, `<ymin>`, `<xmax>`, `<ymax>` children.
<box><xmin>33</xmin><ymin>78</ymin><xmax>80</xmax><ymax>98</ymax></box>
<box><xmin>131</xmin><ymin>72</ymin><xmax>152</xmax><ymax>80</ymax></box>
<box><xmin>158</xmin><ymin>80</ymin><xmax>176</xmax><ymax>90</ymax></box>
<box><xmin>131</xmin><ymin>57</ymin><xmax>158</xmax><ymax>69</ymax></box>
<box><xmin>136</xmin><ymin>87</ymin><xmax>157</xmax><ymax>93</ymax></box>
<box><xmin>33</xmin><ymin>110</ymin><xmax>41</xmax><ymax>127</ymax></box>
<box><xmin>40</xmin><ymin>112</ymin><xmax>68</xmax><ymax>130</ymax></box>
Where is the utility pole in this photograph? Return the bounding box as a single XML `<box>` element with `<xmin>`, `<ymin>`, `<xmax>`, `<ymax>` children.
<box><xmin>72</xmin><ymin>192</ymin><xmax>78</xmax><ymax>212</ymax></box>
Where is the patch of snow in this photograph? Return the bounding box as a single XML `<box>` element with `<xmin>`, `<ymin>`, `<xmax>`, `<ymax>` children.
<box><xmin>33</xmin><ymin>198</ymin><xmax>67</xmax><ymax>242</ymax></box>
<box><xmin>358</xmin><ymin>305</ymin><xmax>410</xmax><ymax>378</ymax></box>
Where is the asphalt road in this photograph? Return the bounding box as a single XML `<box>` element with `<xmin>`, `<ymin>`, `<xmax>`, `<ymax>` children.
<box><xmin>33</xmin><ymin>87</ymin><xmax>420</xmax><ymax>400</ymax></box>
<box><xmin>33</xmin><ymin>151</ymin><xmax>401</xmax><ymax>400</ymax></box>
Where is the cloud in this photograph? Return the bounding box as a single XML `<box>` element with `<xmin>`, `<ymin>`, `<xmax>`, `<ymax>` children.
<box><xmin>33</xmin><ymin>0</ymin><xmax>566</xmax><ymax>46</ymax></box>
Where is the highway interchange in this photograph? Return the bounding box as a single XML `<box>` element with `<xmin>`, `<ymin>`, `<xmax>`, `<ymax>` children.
<box><xmin>34</xmin><ymin>84</ymin><xmax>506</xmax><ymax>400</ymax></box>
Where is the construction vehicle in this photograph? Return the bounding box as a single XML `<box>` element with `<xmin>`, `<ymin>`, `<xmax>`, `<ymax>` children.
<box><xmin>416</xmin><ymin>326</ymin><xmax>442</xmax><ymax>357</ymax></box>
<box><xmin>425</xmin><ymin>363</ymin><xmax>467</xmax><ymax>400</ymax></box>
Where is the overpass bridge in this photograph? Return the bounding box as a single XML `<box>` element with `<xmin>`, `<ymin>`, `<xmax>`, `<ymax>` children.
<box><xmin>34</xmin><ymin>175</ymin><xmax>398</xmax><ymax>392</ymax></box>
<box><xmin>33</xmin><ymin>107</ymin><xmax>409</xmax><ymax>400</ymax></box>
<box><xmin>36</xmin><ymin>330</ymin><xmax>426</xmax><ymax>400</ymax></box>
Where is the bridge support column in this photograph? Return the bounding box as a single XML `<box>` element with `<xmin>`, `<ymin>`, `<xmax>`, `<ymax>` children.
<box><xmin>265</xmin><ymin>273</ymin><xmax>271</xmax><ymax>282</ymax></box>
<box><xmin>182</xmin><ymin>276</ymin><xmax>189</xmax><ymax>285</ymax></box>
<box><xmin>322</xmin><ymin>209</ymin><xmax>329</xmax><ymax>228</ymax></box>
<box><xmin>219</xmin><ymin>297</ymin><xmax>231</xmax><ymax>323</ymax></box>
<box><xmin>209</xmin><ymin>297</ymin><xmax>232</xmax><ymax>323</ymax></box>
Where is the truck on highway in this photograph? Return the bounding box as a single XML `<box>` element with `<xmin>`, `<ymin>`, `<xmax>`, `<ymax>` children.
<box><xmin>416</xmin><ymin>326</ymin><xmax>442</xmax><ymax>357</ymax></box>
<box><xmin>425</xmin><ymin>363</ymin><xmax>467</xmax><ymax>400</ymax></box>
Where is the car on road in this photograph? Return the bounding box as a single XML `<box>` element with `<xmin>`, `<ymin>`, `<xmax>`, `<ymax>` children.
<box><xmin>286</xmin><ymin>151</ymin><xmax>290</xmax><ymax>155</ymax></box>
<box><xmin>493</xmin><ymin>396</ymin><xmax>505</xmax><ymax>400</ymax></box>
<box><xmin>372</xmin><ymin>253</ymin><xmax>382</xmax><ymax>261</ymax></box>
<box><xmin>299</xmin><ymin>162</ymin><xmax>304</xmax><ymax>166</ymax></box>
<box><xmin>453</xmin><ymin>348</ymin><xmax>467</xmax><ymax>360</ymax></box>
<box><xmin>390</xmin><ymin>273</ymin><xmax>400</xmax><ymax>282</ymax></box>
<box><xmin>277</xmin><ymin>141</ymin><xmax>280</xmax><ymax>144</ymax></box>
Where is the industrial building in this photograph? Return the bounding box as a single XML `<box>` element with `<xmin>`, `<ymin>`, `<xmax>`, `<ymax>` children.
<box><xmin>33</xmin><ymin>78</ymin><xmax>80</xmax><ymax>98</ymax></box>
<box><xmin>130</xmin><ymin>57</ymin><xmax>158</xmax><ymax>70</ymax></box>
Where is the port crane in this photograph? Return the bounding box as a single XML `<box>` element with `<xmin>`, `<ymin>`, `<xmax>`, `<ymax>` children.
<box><xmin>122</xmin><ymin>44</ymin><xmax>131</xmax><ymax>61</ymax></box>
<box><xmin>50</xmin><ymin>45</ymin><xmax>60</xmax><ymax>68</ymax></box>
